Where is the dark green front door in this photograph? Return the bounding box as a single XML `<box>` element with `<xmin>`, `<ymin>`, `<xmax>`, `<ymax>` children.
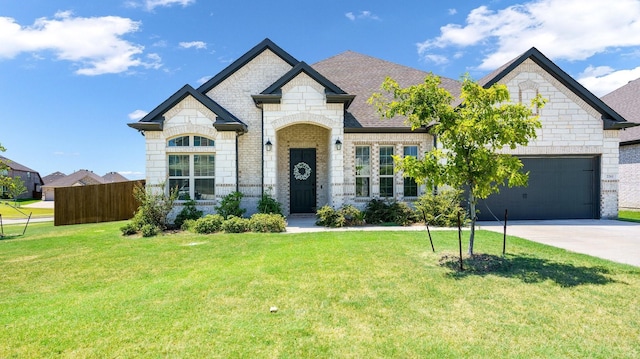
<box><xmin>290</xmin><ymin>148</ymin><xmax>316</xmax><ymax>213</ymax></box>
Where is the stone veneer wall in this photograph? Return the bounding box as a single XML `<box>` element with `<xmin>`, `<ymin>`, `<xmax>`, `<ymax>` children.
<box><xmin>619</xmin><ymin>143</ymin><xmax>640</xmax><ymax>209</ymax></box>
<box><xmin>263</xmin><ymin>72</ymin><xmax>345</xmax><ymax>215</ymax></box>
<box><xmin>144</xmin><ymin>95</ymin><xmax>237</xmax><ymax>216</ymax></box>
<box><xmin>497</xmin><ymin>58</ymin><xmax>620</xmax><ymax>218</ymax></box>
<box><xmin>343</xmin><ymin>132</ymin><xmax>433</xmax><ymax>208</ymax></box>
<box><xmin>206</xmin><ymin>50</ymin><xmax>294</xmax><ymax>213</ymax></box>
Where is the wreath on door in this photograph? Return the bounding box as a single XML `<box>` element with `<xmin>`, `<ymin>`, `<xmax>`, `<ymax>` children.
<box><xmin>293</xmin><ymin>162</ymin><xmax>312</xmax><ymax>181</ymax></box>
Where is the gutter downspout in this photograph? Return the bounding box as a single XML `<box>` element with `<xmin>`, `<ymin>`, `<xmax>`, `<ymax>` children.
<box><xmin>236</xmin><ymin>134</ymin><xmax>240</xmax><ymax>193</ymax></box>
<box><xmin>261</xmin><ymin>108</ymin><xmax>265</xmax><ymax>196</ymax></box>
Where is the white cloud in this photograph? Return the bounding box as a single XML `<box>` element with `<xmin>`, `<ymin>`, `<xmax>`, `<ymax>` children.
<box><xmin>196</xmin><ymin>75</ymin><xmax>212</xmax><ymax>85</ymax></box>
<box><xmin>128</xmin><ymin>109</ymin><xmax>148</xmax><ymax>120</ymax></box>
<box><xmin>424</xmin><ymin>54</ymin><xmax>449</xmax><ymax>65</ymax></box>
<box><xmin>179</xmin><ymin>41</ymin><xmax>207</xmax><ymax>49</ymax></box>
<box><xmin>129</xmin><ymin>0</ymin><xmax>195</xmax><ymax>11</ymax></box>
<box><xmin>578</xmin><ymin>65</ymin><xmax>640</xmax><ymax>96</ymax></box>
<box><xmin>448</xmin><ymin>8</ymin><xmax>457</xmax><ymax>15</ymax></box>
<box><xmin>417</xmin><ymin>0</ymin><xmax>640</xmax><ymax>70</ymax></box>
<box><xmin>0</xmin><ymin>11</ymin><xmax>160</xmax><ymax>75</ymax></box>
<box><xmin>345</xmin><ymin>10</ymin><xmax>380</xmax><ymax>21</ymax></box>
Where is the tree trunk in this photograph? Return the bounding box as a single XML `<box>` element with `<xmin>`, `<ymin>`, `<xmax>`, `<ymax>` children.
<box><xmin>468</xmin><ymin>191</ymin><xmax>476</xmax><ymax>256</ymax></box>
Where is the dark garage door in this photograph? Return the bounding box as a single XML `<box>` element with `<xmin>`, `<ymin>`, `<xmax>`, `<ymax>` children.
<box><xmin>476</xmin><ymin>156</ymin><xmax>600</xmax><ymax>220</ymax></box>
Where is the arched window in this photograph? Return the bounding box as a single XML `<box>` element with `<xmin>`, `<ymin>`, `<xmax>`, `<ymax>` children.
<box><xmin>168</xmin><ymin>136</ymin><xmax>189</xmax><ymax>147</ymax></box>
<box><xmin>194</xmin><ymin>136</ymin><xmax>215</xmax><ymax>147</ymax></box>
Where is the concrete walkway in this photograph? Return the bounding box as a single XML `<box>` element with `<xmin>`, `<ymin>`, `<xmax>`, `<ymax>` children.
<box><xmin>477</xmin><ymin>219</ymin><xmax>640</xmax><ymax>267</ymax></box>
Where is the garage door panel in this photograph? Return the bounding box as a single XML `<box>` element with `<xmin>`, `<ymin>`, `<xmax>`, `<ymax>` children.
<box><xmin>477</xmin><ymin>157</ymin><xmax>599</xmax><ymax>220</ymax></box>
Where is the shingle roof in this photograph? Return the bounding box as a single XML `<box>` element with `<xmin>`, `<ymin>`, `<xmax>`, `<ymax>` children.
<box><xmin>42</xmin><ymin>170</ymin><xmax>106</xmax><ymax>188</ymax></box>
<box><xmin>601</xmin><ymin>78</ymin><xmax>640</xmax><ymax>144</ymax></box>
<box><xmin>312</xmin><ymin>51</ymin><xmax>461</xmax><ymax>131</ymax></box>
<box><xmin>0</xmin><ymin>155</ymin><xmax>38</xmax><ymax>173</ymax></box>
<box><xmin>42</xmin><ymin>171</ymin><xmax>66</xmax><ymax>184</ymax></box>
<box><xmin>102</xmin><ymin>172</ymin><xmax>129</xmax><ymax>183</ymax></box>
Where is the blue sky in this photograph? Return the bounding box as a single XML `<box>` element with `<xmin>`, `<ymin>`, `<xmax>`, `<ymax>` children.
<box><xmin>2</xmin><ymin>0</ymin><xmax>640</xmax><ymax>180</ymax></box>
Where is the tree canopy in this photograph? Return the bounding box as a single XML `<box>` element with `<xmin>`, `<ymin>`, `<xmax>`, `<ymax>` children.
<box><xmin>369</xmin><ymin>74</ymin><xmax>546</xmax><ymax>255</ymax></box>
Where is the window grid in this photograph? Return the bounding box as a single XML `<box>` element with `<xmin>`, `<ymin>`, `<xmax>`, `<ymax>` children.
<box><xmin>355</xmin><ymin>146</ymin><xmax>370</xmax><ymax>197</ymax></box>
<box><xmin>379</xmin><ymin>146</ymin><xmax>394</xmax><ymax>197</ymax></box>
<box><xmin>403</xmin><ymin>146</ymin><xmax>418</xmax><ymax>197</ymax></box>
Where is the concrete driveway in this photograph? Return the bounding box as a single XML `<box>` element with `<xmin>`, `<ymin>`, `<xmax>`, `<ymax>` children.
<box><xmin>477</xmin><ymin>219</ymin><xmax>640</xmax><ymax>267</ymax></box>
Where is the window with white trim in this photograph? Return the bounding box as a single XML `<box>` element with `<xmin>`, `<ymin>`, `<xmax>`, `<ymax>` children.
<box><xmin>403</xmin><ymin>146</ymin><xmax>418</xmax><ymax>197</ymax></box>
<box><xmin>167</xmin><ymin>135</ymin><xmax>215</xmax><ymax>200</ymax></box>
<box><xmin>355</xmin><ymin>146</ymin><xmax>370</xmax><ymax>197</ymax></box>
<box><xmin>379</xmin><ymin>146</ymin><xmax>394</xmax><ymax>197</ymax></box>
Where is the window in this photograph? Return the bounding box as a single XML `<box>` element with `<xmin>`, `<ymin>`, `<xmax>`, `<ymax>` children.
<box><xmin>403</xmin><ymin>146</ymin><xmax>418</xmax><ymax>197</ymax></box>
<box><xmin>355</xmin><ymin>146</ymin><xmax>370</xmax><ymax>197</ymax></box>
<box><xmin>168</xmin><ymin>154</ymin><xmax>215</xmax><ymax>200</ymax></box>
<box><xmin>168</xmin><ymin>136</ymin><xmax>190</xmax><ymax>147</ymax></box>
<box><xmin>194</xmin><ymin>136</ymin><xmax>215</xmax><ymax>147</ymax></box>
<box><xmin>379</xmin><ymin>146</ymin><xmax>394</xmax><ymax>197</ymax></box>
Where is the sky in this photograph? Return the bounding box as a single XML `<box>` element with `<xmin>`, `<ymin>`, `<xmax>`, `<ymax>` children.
<box><xmin>2</xmin><ymin>0</ymin><xmax>640</xmax><ymax>180</ymax></box>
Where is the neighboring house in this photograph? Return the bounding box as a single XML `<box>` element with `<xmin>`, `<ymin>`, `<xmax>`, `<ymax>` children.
<box><xmin>0</xmin><ymin>155</ymin><xmax>44</xmax><ymax>199</ymax></box>
<box><xmin>128</xmin><ymin>39</ymin><xmax>633</xmax><ymax>220</ymax></box>
<box><xmin>602</xmin><ymin>78</ymin><xmax>640</xmax><ymax>210</ymax></box>
<box><xmin>42</xmin><ymin>171</ymin><xmax>67</xmax><ymax>185</ymax></box>
<box><xmin>41</xmin><ymin>170</ymin><xmax>128</xmax><ymax>201</ymax></box>
<box><xmin>102</xmin><ymin>171</ymin><xmax>129</xmax><ymax>183</ymax></box>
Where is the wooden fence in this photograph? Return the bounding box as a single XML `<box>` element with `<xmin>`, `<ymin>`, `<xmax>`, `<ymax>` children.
<box><xmin>54</xmin><ymin>180</ymin><xmax>143</xmax><ymax>226</ymax></box>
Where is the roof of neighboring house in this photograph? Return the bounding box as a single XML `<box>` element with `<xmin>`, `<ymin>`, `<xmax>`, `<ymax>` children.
<box><xmin>42</xmin><ymin>169</ymin><xmax>106</xmax><ymax>188</ymax></box>
<box><xmin>0</xmin><ymin>155</ymin><xmax>38</xmax><ymax>173</ymax></box>
<box><xmin>601</xmin><ymin>78</ymin><xmax>640</xmax><ymax>145</ymax></box>
<box><xmin>102</xmin><ymin>172</ymin><xmax>129</xmax><ymax>183</ymax></box>
<box><xmin>479</xmin><ymin>47</ymin><xmax>635</xmax><ymax>131</ymax></box>
<box><xmin>312</xmin><ymin>51</ymin><xmax>461</xmax><ymax>131</ymax></box>
<box><xmin>42</xmin><ymin>171</ymin><xmax>67</xmax><ymax>184</ymax></box>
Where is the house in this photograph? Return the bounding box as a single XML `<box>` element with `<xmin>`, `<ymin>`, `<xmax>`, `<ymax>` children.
<box><xmin>42</xmin><ymin>171</ymin><xmax>67</xmax><ymax>185</ymax></box>
<box><xmin>41</xmin><ymin>169</ymin><xmax>129</xmax><ymax>201</ymax></box>
<box><xmin>602</xmin><ymin>78</ymin><xmax>640</xmax><ymax>210</ymax></box>
<box><xmin>0</xmin><ymin>155</ymin><xmax>44</xmax><ymax>199</ymax></box>
<box><xmin>128</xmin><ymin>38</ymin><xmax>633</xmax><ymax>220</ymax></box>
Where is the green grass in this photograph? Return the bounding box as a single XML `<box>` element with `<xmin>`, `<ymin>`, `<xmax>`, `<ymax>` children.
<box><xmin>0</xmin><ymin>200</ymin><xmax>54</xmax><ymax>219</ymax></box>
<box><xmin>1</xmin><ymin>222</ymin><xmax>639</xmax><ymax>358</ymax></box>
<box><xmin>619</xmin><ymin>209</ymin><xmax>640</xmax><ymax>223</ymax></box>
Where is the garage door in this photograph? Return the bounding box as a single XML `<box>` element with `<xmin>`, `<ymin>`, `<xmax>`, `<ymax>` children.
<box><xmin>476</xmin><ymin>156</ymin><xmax>600</xmax><ymax>220</ymax></box>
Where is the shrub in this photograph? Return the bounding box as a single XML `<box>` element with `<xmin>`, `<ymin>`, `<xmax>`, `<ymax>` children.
<box><xmin>180</xmin><ymin>219</ymin><xmax>197</xmax><ymax>232</ymax></box>
<box><xmin>174</xmin><ymin>196</ymin><xmax>203</xmax><ymax>228</ymax></box>
<box><xmin>315</xmin><ymin>205</ymin><xmax>346</xmax><ymax>227</ymax></box>
<box><xmin>222</xmin><ymin>215</ymin><xmax>250</xmax><ymax>233</ymax></box>
<box><xmin>249</xmin><ymin>213</ymin><xmax>287</xmax><ymax>233</ymax></box>
<box><xmin>130</xmin><ymin>183</ymin><xmax>178</xmax><ymax>231</ymax></box>
<box><xmin>215</xmin><ymin>191</ymin><xmax>246</xmax><ymax>219</ymax></box>
<box><xmin>364</xmin><ymin>198</ymin><xmax>417</xmax><ymax>226</ymax></box>
<box><xmin>140</xmin><ymin>224</ymin><xmax>159</xmax><ymax>237</ymax></box>
<box><xmin>340</xmin><ymin>204</ymin><xmax>365</xmax><ymax>226</ymax></box>
<box><xmin>193</xmin><ymin>214</ymin><xmax>224</xmax><ymax>234</ymax></box>
<box><xmin>120</xmin><ymin>222</ymin><xmax>138</xmax><ymax>236</ymax></box>
<box><xmin>414</xmin><ymin>189</ymin><xmax>467</xmax><ymax>227</ymax></box>
<box><xmin>257</xmin><ymin>190</ymin><xmax>283</xmax><ymax>215</ymax></box>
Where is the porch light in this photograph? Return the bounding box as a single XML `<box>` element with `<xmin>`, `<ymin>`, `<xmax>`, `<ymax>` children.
<box><xmin>265</xmin><ymin>140</ymin><xmax>273</xmax><ymax>151</ymax></box>
<box><xmin>335</xmin><ymin>139</ymin><xmax>342</xmax><ymax>150</ymax></box>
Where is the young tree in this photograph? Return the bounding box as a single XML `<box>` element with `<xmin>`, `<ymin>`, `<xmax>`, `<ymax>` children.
<box><xmin>0</xmin><ymin>143</ymin><xmax>11</xmax><ymax>196</ymax></box>
<box><xmin>7</xmin><ymin>177</ymin><xmax>27</xmax><ymax>205</ymax></box>
<box><xmin>369</xmin><ymin>74</ymin><xmax>545</xmax><ymax>255</ymax></box>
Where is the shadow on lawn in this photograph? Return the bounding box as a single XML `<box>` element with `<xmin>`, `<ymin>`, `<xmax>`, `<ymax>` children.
<box><xmin>440</xmin><ymin>254</ymin><xmax>615</xmax><ymax>287</ymax></box>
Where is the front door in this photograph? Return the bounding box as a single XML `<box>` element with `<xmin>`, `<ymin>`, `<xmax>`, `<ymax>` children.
<box><xmin>290</xmin><ymin>148</ymin><xmax>316</xmax><ymax>213</ymax></box>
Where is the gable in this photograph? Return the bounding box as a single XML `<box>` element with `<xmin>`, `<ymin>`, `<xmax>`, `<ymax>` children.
<box><xmin>481</xmin><ymin>47</ymin><xmax>633</xmax><ymax>130</ymax></box>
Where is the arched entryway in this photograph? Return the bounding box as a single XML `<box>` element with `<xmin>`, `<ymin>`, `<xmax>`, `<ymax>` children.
<box><xmin>276</xmin><ymin>124</ymin><xmax>330</xmax><ymax>215</ymax></box>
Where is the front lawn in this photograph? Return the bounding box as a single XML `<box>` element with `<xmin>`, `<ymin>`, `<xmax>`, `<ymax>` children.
<box><xmin>0</xmin><ymin>200</ymin><xmax>54</xmax><ymax>219</ymax></box>
<box><xmin>619</xmin><ymin>209</ymin><xmax>640</xmax><ymax>223</ymax></box>
<box><xmin>1</xmin><ymin>222</ymin><xmax>639</xmax><ymax>358</ymax></box>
